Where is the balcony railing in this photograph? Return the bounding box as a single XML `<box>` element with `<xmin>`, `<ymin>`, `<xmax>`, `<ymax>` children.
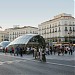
<box><xmin>64</xmin><ymin>29</ymin><xmax>68</xmax><ymax>31</ymax></box>
<box><xmin>69</xmin><ymin>29</ymin><xmax>72</xmax><ymax>31</ymax></box>
<box><xmin>58</xmin><ymin>30</ymin><xmax>61</xmax><ymax>32</ymax></box>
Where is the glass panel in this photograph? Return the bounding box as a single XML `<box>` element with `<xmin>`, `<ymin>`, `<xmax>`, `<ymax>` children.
<box><xmin>0</xmin><ymin>41</ymin><xmax>10</xmax><ymax>47</ymax></box>
<box><xmin>7</xmin><ymin>34</ymin><xmax>37</xmax><ymax>46</ymax></box>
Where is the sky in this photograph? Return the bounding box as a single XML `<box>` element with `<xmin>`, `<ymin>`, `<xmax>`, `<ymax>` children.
<box><xmin>0</xmin><ymin>0</ymin><xmax>74</xmax><ymax>30</ymax></box>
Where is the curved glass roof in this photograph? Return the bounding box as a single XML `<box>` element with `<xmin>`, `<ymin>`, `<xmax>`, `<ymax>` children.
<box><xmin>0</xmin><ymin>41</ymin><xmax>10</xmax><ymax>48</ymax></box>
<box><xmin>7</xmin><ymin>34</ymin><xmax>39</xmax><ymax>46</ymax></box>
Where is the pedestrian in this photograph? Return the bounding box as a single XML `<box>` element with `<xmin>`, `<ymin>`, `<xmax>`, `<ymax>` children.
<box><xmin>31</xmin><ymin>47</ymin><xmax>34</xmax><ymax>57</ymax></box>
<box><xmin>42</xmin><ymin>49</ymin><xmax>46</xmax><ymax>62</ymax></box>
<box><xmin>27</xmin><ymin>47</ymin><xmax>30</xmax><ymax>54</ymax></box>
<box><xmin>46</xmin><ymin>47</ymin><xmax>49</xmax><ymax>55</ymax></box>
<box><xmin>3</xmin><ymin>48</ymin><xmax>5</xmax><ymax>53</ymax></box>
<box><xmin>68</xmin><ymin>47</ymin><xmax>70</xmax><ymax>55</ymax></box>
<box><xmin>53</xmin><ymin>47</ymin><xmax>56</xmax><ymax>55</ymax></box>
<box><xmin>38</xmin><ymin>47</ymin><xmax>41</xmax><ymax>59</ymax></box>
<box><xmin>10</xmin><ymin>47</ymin><xmax>12</xmax><ymax>55</ymax></box>
<box><xmin>34</xmin><ymin>47</ymin><xmax>37</xmax><ymax>59</ymax></box>
<box><xmin>61</xmin><ymin>46</ymin><xmax>64</xmax><ymax>56</ymax></box>
<box><xmin>69</xmin><ymin>46</ymin><xmax>73</xmax><ymax>55</ymax></box>
<box><xmin>20</xmin><ymin>47</ymin><xmax>23</xmax><ymax>57</ymax></box>
<box><xmin>12</xmin><ymin>47</ymin><xmax>14</xmax><ymax>54</ymax></box>
<box><xmin>5</xmin><ymin>47</ymin><xmax>8</xmax><ymax>54</ymax></box>
<box><xmin>57</xmin><ymin>46</ymin><xmax>61</xmax><ymax>56</ymax></box>
<box><xmin>64</xmin><ymin>46</ymin><xmax>68</xmax><ymax>54</ymax></box>
<box><xmin>14</xmin><ymin>47</ymin><xmax>16</xmax><ymax>56</ymax></box>
<box><xmin>16</xmin><ymin>46</ymin><xmax>19</xmax><ymax>56</ymax></box>
<box><xmin>39</xmin><ymin>47</ymin><xmax>43</xmax><ymax>61</ymax></box>
<box><xmin>50</xmin><ymin>47</ymin><xmax>53</xmax><ymax>55</ymax></box>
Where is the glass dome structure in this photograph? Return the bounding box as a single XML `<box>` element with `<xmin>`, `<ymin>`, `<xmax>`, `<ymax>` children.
<box><xmin>0</xmin><ymin>41</ymin><xmax>10</xmax><ymax>48</ymax></box>
<box><xmin>7</xmin><ymin>34</ymin><xmax>45</xmax><ymax>48</ymax></box>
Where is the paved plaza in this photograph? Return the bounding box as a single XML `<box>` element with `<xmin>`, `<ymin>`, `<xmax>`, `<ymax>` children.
<box><xmin>0</xmin><ymin>51</ymin><xmax>75</xmax><ymax>61</ymax></box>
<box><xmin>0</xmin><ymin>52</ymin><xmax>75</xmax><ymax>75</ymax></box>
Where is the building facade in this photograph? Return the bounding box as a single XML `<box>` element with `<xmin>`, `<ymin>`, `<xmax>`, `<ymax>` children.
<box><xmin>38</xmin><ymin>13</ymin><xmax>75</xmax><ymax>44</ymax></box>
<box><xmin>5</xmin><ymin>26</ymin><xmax>38</xmax><ymax>42</ymax></box>
<box><xmin>0</xmin><ymin>31</ymin><xmax>9</xmax><ymax>42</ymax></box>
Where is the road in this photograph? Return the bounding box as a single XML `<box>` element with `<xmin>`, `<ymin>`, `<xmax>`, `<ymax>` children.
<box><xmin>0</xmin><ymin>54</ymin><xmax>75</xmax><ymax>75</ymax></box>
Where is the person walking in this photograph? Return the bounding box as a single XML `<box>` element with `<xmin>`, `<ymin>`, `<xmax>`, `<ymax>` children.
<box><xmin>46</xmin><ymin>47</ymin><xmax>49</xmax><ymax>55</ymax></box>
<box><xmin>50</xmin><ymin>47</ymin><xmax>53</xmax><ymax>55</ymax></box>
<box><xmin>5</xmin><ymin>47</ymin><xmax>8</xmax><ymax>54</ymax></box>
<box><xmin>31</xmin><ymin>47</ymin><xmax>34</xmax><ymax>57</ymax></box>
<box><xmin>39</xmin><ymin>47</ymin><xmax>43</xmax><ymax>61</ymax></box>
<box><xmin>34</xmin><ymin>47</ymin><xmax>37</xmax><ymax>59</ymax></box>
<box><xmin>10</xmin><ymin>47</ymin><xmax>14</xmax><ymax>55</ymax></box>
<box><xmin>12</xmin><ymin>47</ymin><xmax>14</xmax><ymax>55</ymax></box>
<box><xmin>53</xmin><ymin>47</ymin><xmax>56</xmax><ymax>55</ymax></box>
<box><xmin>61</xmin><ymin>46</ymin><xmax>64</xmax><ymax>56</ymax></box>
<box><xmin>20</xmin><ymin>47</ymin><xmax>23</xmax><ymax>57</ymax></box>
<box><xmin>69</xmin><ymin>46</ymin><xmax>73</xmax><ymax>55</ymax></box>
<box><xmin>57</xmin><ymin>46</ymin><xmax>61</xmax><ymax>56</ymax></box>
<box><xmin>42</xmin><ymin>49</ymin><xmax>46</xmax><ymax>62</ymax></box>
<box><xmin>16</xmin><ymin>46</ymin><xmax>19</xmax><ymax>56</ymax></box>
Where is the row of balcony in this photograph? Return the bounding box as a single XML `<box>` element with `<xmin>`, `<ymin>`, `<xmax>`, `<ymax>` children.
<box><xmin>10</xmin><ymin>32</ymin><xmax>37</xmax><ymax>35</ymax></box>
<box><xmin>39</xmin><ymin>24</ymin><xmax>75</xmax><ymax>30</ymax></box>
<box><xmin>44</xmin><ymin>30</ymin><xmax>74</xmax><ymax>34</ymax></box>
<box><xmin>39</xmin><ymin>29</ymin><xmax>75</xmax><ymax>33</ymax></box>
<box><xmin>64</xmin><ymin>29</ymin><xmax>75</xmax><ymax>31</ymax></box>
<box><xmin>41</xmin><ymin>31</ymin><xmax>61</xmax><ymax>34</ymax></box>
<box><xmin>39</xmin><ymin>29</ymin><xmax>75</xmax><ymax>31</ymax></box>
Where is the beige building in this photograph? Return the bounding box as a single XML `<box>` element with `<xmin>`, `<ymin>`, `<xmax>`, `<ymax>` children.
<box><xmin>5</xmin><ymin>26</ymin><xmax>38</xmax><ymax>42</ymax></box>
<box><xmin>0</xmin><ymin>31</ymin><xmax>9</xmax><ymax>42</ymax></box>
<box><xmin>38</xmin><ymin>13</ymin><xmax>75</xmax><ymax>44</ymax></box>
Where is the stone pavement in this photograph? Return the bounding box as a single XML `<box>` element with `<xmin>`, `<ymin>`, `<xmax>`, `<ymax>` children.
<box><xmin>46</xmin><ymin>52</ymin><xmax>75</xmax><ymax>61</ymax></box>
<box><xmin>0</xmin><ymin>51</ymin><xmax>75</xmax><ymax>61</ymax></box>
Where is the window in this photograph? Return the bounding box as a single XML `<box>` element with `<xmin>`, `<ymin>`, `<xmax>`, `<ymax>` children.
<box><xmin>44</xmin><ymin>30</ymin><xmax>46</xmax><ymax>34</ymax></box>
<box><xmin>15</xmin><ymin>32</ymin><xmax>16</xmax><ymax>35</ymax></box>
<box><xmin>73</xmin><ymin>27</ymin><xmax>74</xmax><ymax>31</ymax></box>
<box><xmin>73</xmin><ymin>22</ymin><xmax>74</xmax><ymax>25</ymax></box>
<box><xmin>1</xmin><ymin>35</ymin><xmax>3</xmax><ymax>37</ymax></box>
<box><xmin>26</xmin><ymin>31</ymin><xmax>27</xmax><ymax>33</ymax></box>
<box><xmin>53</xmin><ymin>29</ymin><xmax>54</xmax><ymax>33</ymax></box>
<box><xmin>65</xmin><ymin>21</ymin><xmax>67</xmax><ymax>25</ymax></box>
<box><xmin>65</xmin><ymin>27</ymin><xmax>68</xmax><ymax>31</ymax></box>
<box><xmin>50</xmin><ymin>25</ymin><xmax>51</xmax><ymax>28</ymax></box>
<box><xmin>33</xmin><ymin>31</ymin><xmax>34</xmax><ymax>33</ymax></box>
<box><xmin>13</xmin><ymin>32</ymin><xmax>14</xmax><ymax>35</ymax></box>
<box><xmin>55</xmin><ymin>28</ymin><xmax>57</xmax><ymax>32</ymax></box>
<box><xmin>55</xmin><ymin>23</ymin><xmax>57</xmax><ymax>27</ymax></box>
<box><xmin>58</xmin><ymin>22</ymin><xmax>60</xmax><ymax>26</ymax></box>
<box><xmin>50</xmin><ymin>29</ymin><xmax>51</xmax><ymax>33</ymax></box>
<box><xmin>69</xmin><ymin>27</ymin><xmax>72</xmax><ymax>31</ymax></box>
<box><xmin>58</xmin><ymin>27</ymin><xmax>61</xmax><ymax>32</ymax></box>
<box><xmin>30</xmin><ymin>31</ymin><xmax>32</xmax><ymax>33</ymax></box>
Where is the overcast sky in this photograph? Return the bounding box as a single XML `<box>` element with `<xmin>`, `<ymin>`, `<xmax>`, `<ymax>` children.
<box><xmin>0</xmin><ymin>0</ymin><xmax>74</xmax><ymax>30</ymax></box>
